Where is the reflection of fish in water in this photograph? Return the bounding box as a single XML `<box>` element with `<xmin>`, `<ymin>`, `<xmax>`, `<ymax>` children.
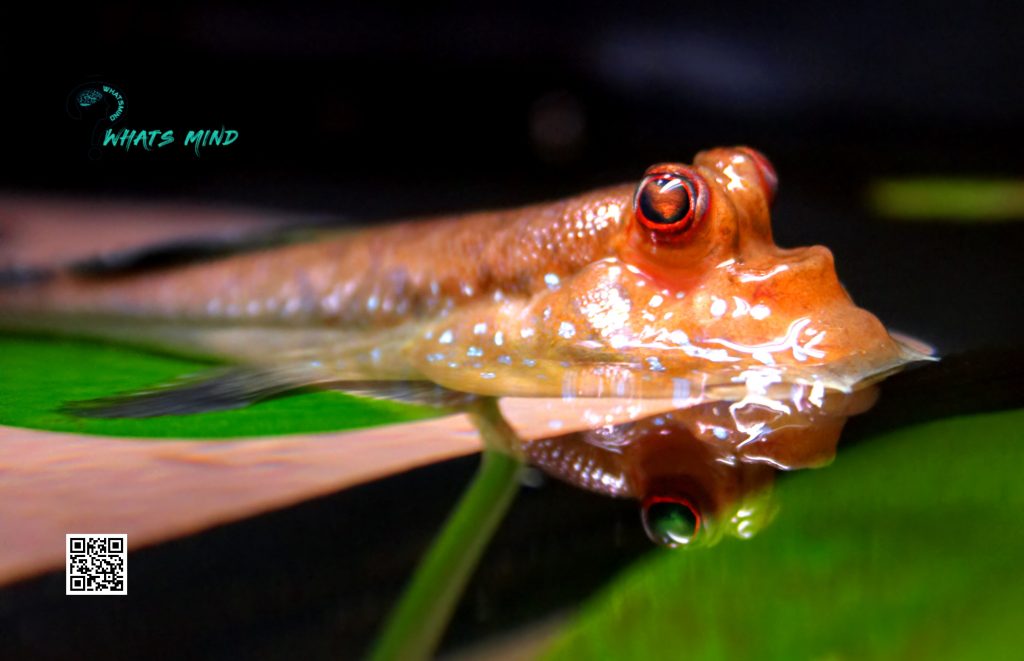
<box><xmin>524</xmin><ymin>386</ymin><xmax>878</xmax><ymax>547</ymax></box>
<box><xmin>0</xmin><ymin>147</ymin><xmax>931</xmax><ymax>425</ymax></box>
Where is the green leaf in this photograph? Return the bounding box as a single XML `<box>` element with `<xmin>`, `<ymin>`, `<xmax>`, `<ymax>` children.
<box><xmin>545</xmin><ymin>407</ymin><xmax>1024</xmax><ymax>660</ymax></box>
<box><xmin>0</xmin><ymin>334</ymin><xmax>441</xmax><ymax>438</ymax></box>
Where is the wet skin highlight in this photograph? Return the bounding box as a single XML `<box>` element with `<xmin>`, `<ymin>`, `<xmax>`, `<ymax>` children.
<box><xmin>0</xmin><ymin>147</ymin><xmax>927</xmax><ymax>400</ymax></box>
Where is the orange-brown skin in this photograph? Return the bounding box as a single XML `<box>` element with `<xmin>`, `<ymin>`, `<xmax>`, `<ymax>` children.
<box><xmin>0</xmin><ymin>147</ymin><xmax>926</xmax><ymax>398</ymax></box>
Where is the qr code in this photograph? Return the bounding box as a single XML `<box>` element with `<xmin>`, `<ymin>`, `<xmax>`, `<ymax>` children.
<box><xmin>66</xmin><ymin>534</ymin><xmax>127</xmax><ymax>596</ymax></box>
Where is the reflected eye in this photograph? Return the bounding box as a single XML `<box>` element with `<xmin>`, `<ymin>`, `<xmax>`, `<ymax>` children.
<box><xmin>634</xmin><ymin>168</ymin><xmax>708</xmax><ymax>241</ymax></box>
<box><xmin>641</xmin><ymin>495</ymin><xmax>702</xmax><ymax>548</ymax></box>
<box><xmin>738</xmin><ymin>146</ymin><xmax>778</xmax><ymax>202</ymax></box>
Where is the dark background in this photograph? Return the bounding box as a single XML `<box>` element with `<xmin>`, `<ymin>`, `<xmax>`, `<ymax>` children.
<box><xmin>11</xmin><ymin>3</ymin><xmax>1023</xmax><ymax>206</ymax></box>
<box><xmin>2</xmin><ymin>3</ymin><xmax>1023</xmax><ymax>658</ymax></box>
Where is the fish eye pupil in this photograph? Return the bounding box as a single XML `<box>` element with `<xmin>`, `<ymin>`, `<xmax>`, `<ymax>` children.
<box><xmin>633</xmin><ymin>166</ymin><xmax>708</xmax><ymax>241</ymax></box>
<box><xmin>642</xmin><ymin>498</ymin><xmax>700</xmax><ymax>547</ymax></box>
<box><xmin>639</xmin><ymin>176</ymin><xmax>691</xmax><ymax>225</ymax></box>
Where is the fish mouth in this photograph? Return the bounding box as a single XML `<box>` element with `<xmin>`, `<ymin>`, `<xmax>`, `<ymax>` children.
<box><xmin>675</xmin><ymin>244</ymin><xmax>936</xmax><ymax>389</ymax></box>
<box><xmin>589</xmin><ymin>244</ymin><xmax>934</xmax><ymax>391</ymax></box>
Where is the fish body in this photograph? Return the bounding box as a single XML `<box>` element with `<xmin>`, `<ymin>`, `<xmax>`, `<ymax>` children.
<box><xmin>0</xmin><ymin>147</ymin><xmax>930</xmax><ymax>403</ymax></box>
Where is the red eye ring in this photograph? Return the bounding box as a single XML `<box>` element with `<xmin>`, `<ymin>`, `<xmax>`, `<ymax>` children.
<box><xmin>641</xmin><ymin>494</ymin><xmax>703</xmax><ymax>548</ymax></box>
<box><xmin>737</xmin><ymin>146</ymin><xmax>778</xmax><ymax>203</ymax></box>
<box><xmin>634</xmin><ymin>166</ymin><xmax>709</xmax><ymax>243</ymax></box>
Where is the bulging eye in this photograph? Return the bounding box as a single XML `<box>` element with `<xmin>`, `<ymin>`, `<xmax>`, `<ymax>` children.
<box><xmin>641</xmin><ymin>494</ymin><xmax>702</xmax><ymax>548</ymax></box>
<box><xmin>634</xmin><ymin>167</ymin><xmax>708</xmax><ymax>241</ymax></box>
<box><xmin>737</xmin><ymin>146</ymin><xmax>778</xmax><ymax>203</ymax></box>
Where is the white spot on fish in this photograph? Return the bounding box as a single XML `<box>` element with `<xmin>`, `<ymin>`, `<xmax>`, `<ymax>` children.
<box><xmin>738</xmin><ymin>264</ymin><xmax>789</xmax><ymax>282</ymax></box>
<box><xmin>723</xmin><ymin>164</ymin><xmax>745</xmax><ymax>192</ymax></box>
<box><xmin>473</xmin><ymin>322</ymin><xmax>487</xmax><ymax>335</ymax></box>
<box><xmin>480</xmin><ymin>372</ymin><xmax>496</xmax><ymax>379</ymax></box>
<box><xmin>648</xmin><ymin>294</ymin><xmax>664</xmax><ymax>308</ymax></box>
<box><xmin>750</xmin><ymin>304</ymin><xmax>770</xmax><ymax>320</ymax></box>
<box><xmin>710</xmin><ymin>297</ymin><xmax>728</xmax><ymax>318</ymax></box>
<box><xmin>321</xmin><ymin>294</ymin><xmax>340</xmax><ymax>315</ymax></box>
<box><xmin>668</xmin><ymin>330</ymin><xmax>689</xmax><ymax>345</ymax></box>
<box><xmin>282</xmin><ymin>298</ymin><xmax>301</xmax><ymax>317</ymax></box>
<box><xmin>809</xmin><ymin>380</ymin><xmax>825</xmax><ymax>407</ymax></box>
<box><xmin>558</xmin><ymin>322</ymin><xmax>576</xmax><ymax>338</ymax></box>
<box><xmin>498</xmin><ymin>355</ymin><xmax>512</xmax><ymax>365</ymax></box>
<box><xmin>520</xmin><ymin>328</ymin><xmax>535</xmax><ymax>339</ymax></box>
<box><xmin>467</xmin><ymin>346</ymin><xmax>484</xmax><ymax>357</ymax></box>
<box><xmin>544</xmin><ymin>273</ymin><xmax>561</xmax><ymax>289</ymax></box>
<box><xmin>494</xmin><ymin>331</ymin><xmax>504</xmax><ymax>346</ymax></box>
<box><xmin>439</xmin><ymin>330</ymin><xmax>454</xmax><ymax>345</ymax></box>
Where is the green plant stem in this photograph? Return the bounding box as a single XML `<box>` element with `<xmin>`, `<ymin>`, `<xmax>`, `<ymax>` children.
<box><xmin>369</xmin><ymin>447</ymin><xmax>523</xmax><ymax>660</ymax></box>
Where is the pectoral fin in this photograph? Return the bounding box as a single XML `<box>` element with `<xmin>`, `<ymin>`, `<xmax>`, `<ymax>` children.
<box><xmin>326</xmin><ymin>380</ymin><xmax>478</xmax><ymax>409</ymax></box>
<box><xmin>61</xmin><ymin>366</ymin><xmax>319</xmax><ymax>418</ymax></box>
<box><xmin>62</xmin><ymin>367</ymin><xmax>476</xmax><ymax>419</ymax></box>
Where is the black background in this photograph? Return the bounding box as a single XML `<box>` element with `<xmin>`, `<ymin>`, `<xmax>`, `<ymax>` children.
<box><xmin>10</xmin><ymin>3</ymin><xmax>1023</xmax><ymax>208</ymax></box>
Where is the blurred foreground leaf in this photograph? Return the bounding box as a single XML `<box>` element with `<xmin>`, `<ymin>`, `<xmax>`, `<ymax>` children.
<box><xmin>869</xmin><ymin>178</ymin><xmax>1024</xmax><ymax>221</ymax></box>
<box><xmin>546</xmin><ymin>407</ymin><xmax>1024</xmax><ymax>659</ymax></box>
<box><xmin>0</xmin><ymin>335</ymin><xmax>441</xmax><ymax>438</ymax></box>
